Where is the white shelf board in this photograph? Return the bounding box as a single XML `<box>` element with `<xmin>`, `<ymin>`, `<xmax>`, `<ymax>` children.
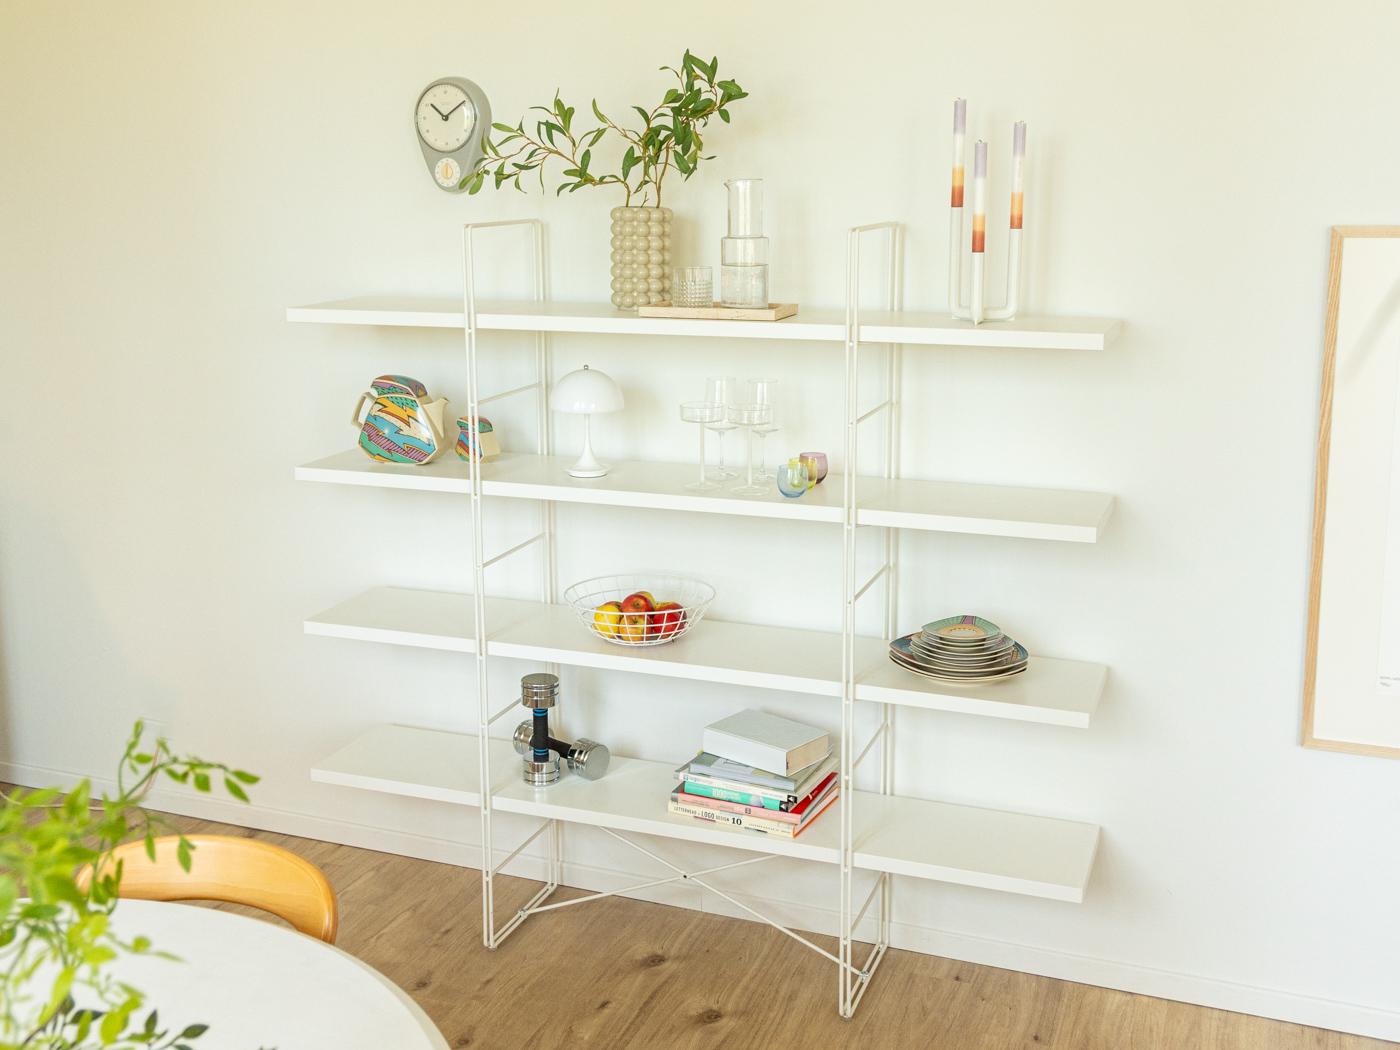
<box><xmin>306</xmin><ymin>588</ymin><xmax>1106</xmax><ymax>728</ymax></box>
<box><xmin>287</xmin><ymin>297</ymin><xmax>1119</xmax><ymax>351</ymax></box>
<box><xmin>309</xmin><ymin>722</ymin><xmax>503</xmax><ymax>806</ymax></box>
<box><xmin>310</xmin><ymin>723</ymin><xmax>1099</xmax><ymax>901</ymax></box>
<box><xmin>294</xmin><ymin>451</ymin><xmax>1114</xmax><ymax>543</ymax></box>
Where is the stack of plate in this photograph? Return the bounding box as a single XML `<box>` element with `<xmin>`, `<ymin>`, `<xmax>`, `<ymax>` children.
<box><xmin>888</xmin><ymin>614</ymin><xmax>1029</xmax><ymax>685</ymax></box>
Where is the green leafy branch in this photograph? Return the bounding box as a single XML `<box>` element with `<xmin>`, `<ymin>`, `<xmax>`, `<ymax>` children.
<box><xmin>1</xmin><ymin>721</ymin><xmax>258</xmax><ymax>1049</ymax></box>
<box><xmin>461</xmin><ymin>49</ymin><xmax>748</xmax><ymax>206</ymax></box>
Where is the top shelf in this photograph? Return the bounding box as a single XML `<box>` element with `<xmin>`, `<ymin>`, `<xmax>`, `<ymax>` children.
<box><xmin>287</xmin><ymin>297</ymin><xmax>1121</xmax><ymax>351</ymax></box>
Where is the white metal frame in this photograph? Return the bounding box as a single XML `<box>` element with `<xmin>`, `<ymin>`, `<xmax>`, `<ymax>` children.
<box><xmin>461</xmin><ymin>219</ymin><xmax>561</xmax><ymax>948</ymax></box>
<box><xmin>460</xmin><ymin>218</ymin><xmax>906</xmax><ymax>1017</ymax></box>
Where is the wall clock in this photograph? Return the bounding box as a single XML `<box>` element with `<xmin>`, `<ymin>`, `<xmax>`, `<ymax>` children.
<box><xmin>414</xmin><ymin>77</ymin><xmax>491</xmax><ymax>192</ymax></box>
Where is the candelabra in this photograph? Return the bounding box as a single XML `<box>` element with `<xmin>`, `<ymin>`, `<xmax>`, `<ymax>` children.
<box><xmin>948</xmin><ymin>98</ymin><xmax>1026</xmax><ymax>325</ymax></box>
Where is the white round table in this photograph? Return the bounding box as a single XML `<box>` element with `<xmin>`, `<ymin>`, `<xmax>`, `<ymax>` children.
<box><xmin>85</xmin><ymin>899</ymin><xmax>448</xmax><ymax>1050</ymax></box>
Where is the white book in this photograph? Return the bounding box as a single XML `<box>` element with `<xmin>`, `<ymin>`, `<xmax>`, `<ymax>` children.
<box><xmin>701</xmin><ymin>709</ymin><xmax>831</xmax><ymax>777</ymax></box>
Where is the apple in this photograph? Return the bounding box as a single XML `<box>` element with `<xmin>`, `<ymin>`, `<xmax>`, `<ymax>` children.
<box><xmin>618</xmin><ymin>592</ymin><xmax>654</xmax><ymax>642</ymax></box>
<box><xmin>592</xmin><ymin>601</ymin><xmax>623</xmax><ymax>639</ymax></box>
<box><xmin>651</xmin><ymin>601</ymin><xmax>686</xmax><ymax>640</ymax></box>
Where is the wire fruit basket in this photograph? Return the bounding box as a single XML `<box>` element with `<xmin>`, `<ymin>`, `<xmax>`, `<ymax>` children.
<box><xmin>563</xmin><ymin>573</ymin><xmax>715</xmax><ymax>647</ymax></box>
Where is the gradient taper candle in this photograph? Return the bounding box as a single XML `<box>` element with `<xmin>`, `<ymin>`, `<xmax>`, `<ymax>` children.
<box><xmin>971</xmin><ymin>139</ymin><xmax>987</xmax><ymax>324</ymax></box>
<box><xmin>993</xmin><ymin>120</ymin><xmax>1027</xmax><ymax>321</ymax></box>
<box><xmin>1010</xmin><ymin>121</ymin><xmax>1025</xmax><ymax>229</ymax></box>
<box><xmin>948</xmin><ymin>98</ymin><xmax>967</xmax><ymax>312</ymax></box>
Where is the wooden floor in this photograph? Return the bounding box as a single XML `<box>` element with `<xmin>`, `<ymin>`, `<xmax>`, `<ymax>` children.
<box><xmin>148</xmin><ymin>808</ymin><xmax>1394</xmax><ymax>1050</ymax></box>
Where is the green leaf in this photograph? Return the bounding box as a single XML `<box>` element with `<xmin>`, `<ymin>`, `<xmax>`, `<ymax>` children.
<box><xmin>230</xmin><ymin>769</ymin><xmax>260</xmax><ymax>785</ymax></box>
<box><xmin>718</xmin><ymin>109</ymin><xmax>730</xmax><ymax>123</ymax></box>
<box><xmin>42</xmin><ymin>873</ymin><xmax>83</xmax><ymax>906</ymax></box>
<box><xmin>180</xmin><ymin>1026</ymin><xmax>210</xmax><ymax>1039</ymax></box>
<box><xmin>491</xmin><ymin>122</ymin><xmax>516</xmax><ymax>133</ymax></box>
<box><xmin>674</xmin><ymin>151</ymin><xmax>693</xmax><ymax>175</ymax></box>
<box><xmin>193</xmin><ymin>772</ymin><xmax>210</xmax><ymax>793</ymax></box>
<box><xmin>579</xmin><ymin>149</ymin><xmax>591</xmax><ymax>174</ymax></box>
<box><xmin>145</xmin><ymin>829</ymin><xmax>156</xmax><ymax>861</ymax></box>
<box><xmin>176</xmin><ymin>837</ymin><xmax>194</xmax><ymax>873</ymax></box>
<box><xmin>223</xmin><ymin>777</ymin><xmax>249</xmax><ymax>803</ymax></box>
<box><xmin>132</xmin><ymin>935</ymin><xmax>151</xmax><ymax>953</ymax></box>
<box><xmin>591</xmin><ymin>98</ymin><xmax>608</xmax><ymax>124</ymax></box>
<box><xmin>631</xmin><ymin>105</ymin><xmax>651</xmax><ymax>125</ymax></box>
<box><xmin>100</xmin><ymin>1006</ymin><xmax>127</xmax><ymax>1042</ymax></box>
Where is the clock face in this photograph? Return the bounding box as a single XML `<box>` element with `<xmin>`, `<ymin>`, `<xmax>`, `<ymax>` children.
<box><xmin>415</xmin><ymin>83</ymin><xmax>475</xmax><ymax>153</ymax></box>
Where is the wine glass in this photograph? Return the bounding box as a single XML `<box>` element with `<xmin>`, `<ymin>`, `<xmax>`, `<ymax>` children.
<box><xmin>747</xmin><ymin>378</ymin><xmax>780</xmax><ymax>479</ymax></box>
<box><xmin>679</xmin><ymin>401</ymin><xmax>724</xmax><ymax>491</ymax></box>
<box><xmin>727</xmin><ymin>402</ymin><xmax>773</xmax><ymax>496</ymax></box>
<box><xmin>703</xmin><ymin>376</ymin><xmax>738</xmax><ymax>480</ymax></box>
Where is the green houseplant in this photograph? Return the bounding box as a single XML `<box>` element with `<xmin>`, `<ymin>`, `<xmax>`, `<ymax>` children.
<box><xmin>463</xmin><ymin>49</ymin><xmax>748</xmax><ymax>309</ymax></box>
<box><xmin>0</xmin><ymin>722</ymin><xmax>258</xmax><ymax>1049</ymax></box>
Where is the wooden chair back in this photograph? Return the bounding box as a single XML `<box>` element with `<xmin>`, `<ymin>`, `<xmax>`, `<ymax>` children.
<box><xmin>80</xmin><ymin>834</ymin><xmax>338</xmax><ymax>943</ymax></box>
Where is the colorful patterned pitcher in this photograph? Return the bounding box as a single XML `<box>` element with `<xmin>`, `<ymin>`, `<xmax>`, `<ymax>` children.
<box><xmin>352</xmin><ymin>375</ymin><xmax>450</xmax><ymax>465</ymax></box>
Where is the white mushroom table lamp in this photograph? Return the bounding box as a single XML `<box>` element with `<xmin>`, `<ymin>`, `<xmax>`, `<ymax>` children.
<box><xmin>550</xmin><ymin>365</ymin><xmax>624</xmax><ymax>478</ymax></box>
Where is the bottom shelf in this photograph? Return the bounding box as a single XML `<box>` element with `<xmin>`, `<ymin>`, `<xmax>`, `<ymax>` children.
<box><xmin>311</xmin><ymin>724</ymin><xmax>1100</xmax><ymax>903</ymax></box>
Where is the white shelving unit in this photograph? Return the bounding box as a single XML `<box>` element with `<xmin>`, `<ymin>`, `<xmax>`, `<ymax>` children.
<box><xmin>305</xmin><ymin>588</ymin><xmax>1107</xmax><ymax>727</ymax></box>
<box><xmin>288</xmin><ymin>295</ymin><xmax>1120</xmax><ymax>350</ymax></box>
<box><xmin>291</xmin><ymin>217</ymin><xmax>1120</xmax><ymax>1018</ymax></box>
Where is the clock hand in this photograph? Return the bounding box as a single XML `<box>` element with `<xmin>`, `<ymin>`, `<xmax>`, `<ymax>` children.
<box><xmin>442</xmin><ymin>100</ymin><xmax>467</xmax><ymax>119</ymax></box>
<box><xmin>430</xmin><ymin>103</ymin><xmax>447</xmax><ymax>118</ymax></box>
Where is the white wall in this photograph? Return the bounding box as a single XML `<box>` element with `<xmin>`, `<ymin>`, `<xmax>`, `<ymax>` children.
<box><xmin>3</xmin><ymin>0</ymin><xmax>1399</xmax><ymax>1039</ymax></box>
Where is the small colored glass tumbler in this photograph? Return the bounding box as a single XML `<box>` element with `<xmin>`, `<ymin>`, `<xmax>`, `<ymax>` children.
<box><xmin>776</xmin><ymin>458</ymin><xmax>810</xmax><ymax>498</ymax></box>
<box><xmin>799</xmin><ymin>452</ymin><xmax>828</xmax><ymax>487</ymax></box>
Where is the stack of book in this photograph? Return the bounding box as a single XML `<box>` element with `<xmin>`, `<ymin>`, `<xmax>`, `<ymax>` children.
<box><xmin>668</xmin><ymin>709</ymin><xmax>838</xmax><ymax>840</ymax></box>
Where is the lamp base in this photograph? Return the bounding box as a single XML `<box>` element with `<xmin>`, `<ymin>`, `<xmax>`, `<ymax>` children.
<box><xmin>566</xmin><ymin>414</ymin><xmax>609</xmax><ymax>478</ymax></box>
<box><xmin>566</xmin><ymin>464</ymin><xmax>609</xmax><ymax>479</ymax></box>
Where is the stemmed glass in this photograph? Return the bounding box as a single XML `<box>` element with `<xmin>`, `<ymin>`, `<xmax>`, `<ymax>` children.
<box><xmin>748</xmin><ymin>378</ymin><xmax>780</xmax><ymax>479</ymax></box>
<box><xmin>703</xmin><ymin>376</ymin><xmax>738</xmax><ymax>480</ymax></box>
<box><xmin>680</xmin><ymin>401</ymin><xmax>725</xmax><ymax>491</ymax></box>
<box><xmin>728</xmin><ymin>402</ymin><xmax>774</xmax><ymax>496</ymax></box>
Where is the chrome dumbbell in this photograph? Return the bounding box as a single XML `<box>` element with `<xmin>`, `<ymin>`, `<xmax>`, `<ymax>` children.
<box><xmin>520</xmin><ymin>672</ymin><xmax>561</xmax><ymax>787</ymax></box>
<box><xmin>511</xmin><ymin>720</ymin><xmax>611</xmax><ymax>782</ymax></box>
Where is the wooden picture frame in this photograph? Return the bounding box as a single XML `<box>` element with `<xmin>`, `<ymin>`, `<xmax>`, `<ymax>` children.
<box><xmin>1303</xmin><ymin>225</ymin><xmax>1400</xmax><ymax>758</ymax></box>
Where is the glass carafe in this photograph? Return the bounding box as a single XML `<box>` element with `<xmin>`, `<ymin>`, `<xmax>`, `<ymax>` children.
<box><xmin>720</xmin><ymin>179</ymin><xmax>770</xmax><ymax>308</ymax></box>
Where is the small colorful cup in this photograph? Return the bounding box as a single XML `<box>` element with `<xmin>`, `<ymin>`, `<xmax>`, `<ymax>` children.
<box><xmin>455</xmin><ymin>416</ymin><xmax>501</xmax><ymax>461</ymax></box>
<box><xmin>799</xmin><ymin>452</ymin><xmax>828</xmax><ymax>487</ymax></box>
<box><xmin>776</xmin><ymin>458</ymin><xmax>810</xmax><ymax>498</ymax></box>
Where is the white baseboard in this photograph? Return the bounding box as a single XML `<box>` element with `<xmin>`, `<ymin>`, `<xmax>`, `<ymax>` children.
<box><xmin>5</xmin><ymin>760</ymin><xmax>1397</xmax><ymax>1043</ymax></box>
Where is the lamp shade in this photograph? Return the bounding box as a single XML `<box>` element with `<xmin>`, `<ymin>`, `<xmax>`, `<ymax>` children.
<box><xmin>550</xmin><ymin>365</ymin><xmax>624</xmax><ymax>415</ymax></box>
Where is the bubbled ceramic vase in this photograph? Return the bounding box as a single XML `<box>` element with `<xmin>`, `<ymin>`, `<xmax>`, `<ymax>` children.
<box><xmin>609</xmin><ymin>205</ymin><xmax>672</xmax><ymax>310</ymax></box>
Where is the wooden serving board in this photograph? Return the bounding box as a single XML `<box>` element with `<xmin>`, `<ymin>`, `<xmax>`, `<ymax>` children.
<box><xmin>638</xmin><ymin>303</ymin><xmax>799</xmax><ymax>321</ymax></box>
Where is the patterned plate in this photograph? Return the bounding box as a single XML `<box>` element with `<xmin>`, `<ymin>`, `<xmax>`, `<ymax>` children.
<box><xmin>909</xmin><ymin>634</ymin><xmax>1015</xmax><ymax>661</ymax></box>
<box><xmin>890</xmin><ymin>635</ymin><xmax>1028</xmax><ymax>676</ymax></box>
<box><xmin>887</xmin><ymin>652</ymin><xmax>1028</xmax><ymax>685</ymax></box>
<box><xmin>921</xmin><ymin>615</ymin><xmax>1004</xmax><ymax>646</ymax></box>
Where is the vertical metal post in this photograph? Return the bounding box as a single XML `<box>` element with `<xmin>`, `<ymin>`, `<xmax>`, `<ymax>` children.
<box><xmin>878</xmin><ymin>226</ymin><xmax>903</xmax><ymax>950</ymax></box>
<box><xmin>530</xmin><ymin>220</ymin><xmax>564</xmax><ymax>893</ymax></box>
<box><xmin>462</xmin><ymin>224</ymin><xmax>493</xmax><ymax>947</ymax></box>
<box><xmin>462</xmin><ymin>219</ymin><xmax>550</xmax><ymax>948</ymax></box>
<box><xmin>841</xmin><ymin>221</ymin><xmax>902</xmax><ymax>1017</ymax></box>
